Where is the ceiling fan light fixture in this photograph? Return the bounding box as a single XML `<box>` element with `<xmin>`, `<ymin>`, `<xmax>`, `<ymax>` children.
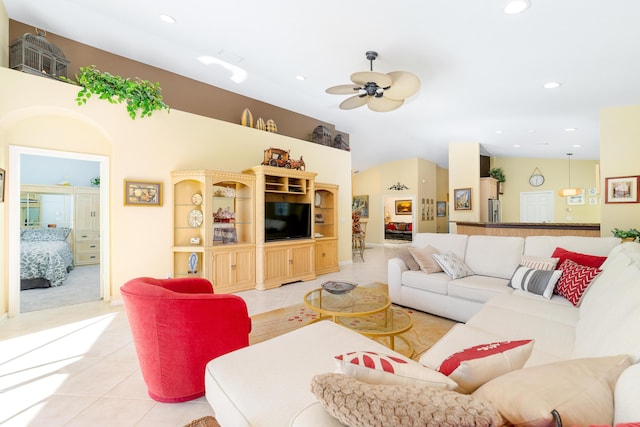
<box><xmin>326</xmin><ymin>51</ymin><xmax>420</xmax><ymax>111</ymax></box>
<box><xmin>504</xmin><ymin>0</ymin><xmax>530</xmax><ymax>15</ymax></box>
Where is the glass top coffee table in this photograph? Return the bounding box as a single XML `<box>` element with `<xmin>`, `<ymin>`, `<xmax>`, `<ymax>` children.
<box><xmin>303</xmin><ymin>286</ymin><xmax>391</xmax><ymax>322</ymax></box>
<box><xmin>304</xmin><ymin>285</ymin><xmax>414</xmax><ymax>356</ymax></box>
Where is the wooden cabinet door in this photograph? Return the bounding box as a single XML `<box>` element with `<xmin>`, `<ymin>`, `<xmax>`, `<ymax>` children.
<box><xmin>212</xmin><ymin>250</ymin><xmax>234</xmax><ymax>289</ymax></box>
<box><xmin>290</xmin><ymin>244</ymin><xmax>314</xmax><ymax>278</ymax></box>
<box><xmin>233</xmin><ymin>247</ymin><xmax>255</xmax><ymax>288</ymax></box>
<box><xmin>264</xmin><ymin>246</ymin><xmax>290</xmax><ymax>283</ymax></box>
<box><xmin>315</xmin><ymin>239</ymin><xmax>338</xmax><ymax>274</ymax></box>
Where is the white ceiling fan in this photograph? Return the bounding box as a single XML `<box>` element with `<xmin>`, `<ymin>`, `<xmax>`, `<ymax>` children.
<box><xmin>326</xmin><ymin>51</ymin><xmax>420</xmax><ymax>112</ymax></box>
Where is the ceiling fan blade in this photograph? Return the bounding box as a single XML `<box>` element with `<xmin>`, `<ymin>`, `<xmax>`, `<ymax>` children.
<box><xmin>339</xmin><ymin>95</ymin><xmax>370</xmax><ymax>110</ymax></box>
<box><xmin>368</xmin><ymin>96</ymin><xmax>404</xmax><ymax>112</ymax></box>
<box><xmin>326</xmin><ymin>84</ymin><xmax>361</xmax><ymax>95</ymax></box>
<box><xmin>384</xmin><ymin>71</ymin><xmax>421</xmax><ymax>100</ymax></box>
<box><xmin>350</xmin><ymin>71</ymin><xmax>393</xmax><ymax>88</ymax></box>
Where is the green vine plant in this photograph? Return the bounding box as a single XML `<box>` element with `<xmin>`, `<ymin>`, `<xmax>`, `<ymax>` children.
<box><xmin>64</xmin><ymin>66</ymin><xmax>170</xmax><ymax>119</ymax></box>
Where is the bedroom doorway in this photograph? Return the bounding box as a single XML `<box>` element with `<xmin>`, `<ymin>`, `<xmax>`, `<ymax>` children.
<box><xmin>8</xmin><ymin>146</ymin><xmax>111</xmax><ymax>316</ymax></box>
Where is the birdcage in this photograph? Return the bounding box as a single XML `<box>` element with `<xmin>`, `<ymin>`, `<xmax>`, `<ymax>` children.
<box><xmin>9</xmin><ymin>30</ymin><xmax>69</xmax><ymax>80</ymax></box>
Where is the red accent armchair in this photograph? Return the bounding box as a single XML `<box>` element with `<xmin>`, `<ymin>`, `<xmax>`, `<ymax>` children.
<box><xmin>121</xmin><ymin>277</ymin><xmax>252</xmax><ymax>403</ymax></box>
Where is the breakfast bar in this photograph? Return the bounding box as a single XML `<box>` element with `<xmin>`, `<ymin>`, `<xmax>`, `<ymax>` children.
<box><xmin>454</xmin><ymin>221</ymin><xmax>601</xmax><ymax>238</ymax></box>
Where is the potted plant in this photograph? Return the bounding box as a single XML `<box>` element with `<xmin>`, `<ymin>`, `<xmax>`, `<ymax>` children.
<box><xmin>611</xmin><ymin>228</ymin><xmax>640</xmax><ymax>242</ymax></box>
<box><xmin>64</xmin><ymin>66</ymin><xmax>170</xmax><ymax>119</ymax></box>
<box><xmin>489</xmin><ymin>167</ymin><xmax>505</xmax><ymax>194</ymax></box>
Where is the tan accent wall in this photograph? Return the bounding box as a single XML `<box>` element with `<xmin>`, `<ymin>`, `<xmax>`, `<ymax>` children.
<box><xmin>448</xmin><ymin>142</ymin><xmax>481</xmax><ymax>228</ymax></box>
<box><xmin>489</xmin><ymin>157</ymin><xmax>600</xmax><ymax>223</ymax></box>
<box><xmin>0</xmin><ymin>4</ymin><xmax>8</xmax><ymax>68</ymax></box>
<box><xmin>600</xmin><ymin>106</ymin><xmax>640</xmax><ymax>236</ymax></box>
<box><xmin>0</xmin><ymin>68</ymin><xmax>352</xmax><ymax>316</ymax></box>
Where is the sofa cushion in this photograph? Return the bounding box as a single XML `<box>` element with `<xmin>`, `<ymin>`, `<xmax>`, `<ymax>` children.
<box><xmin>464</xmin><ymin>235</ymin><xmax>525</xmax><ymax>279</ymax></box>
<box><xmin>408</xmin><ymin>246</ymin><xmax>442</xmax><ymax>273</ymax></box>
<box><xmin>555</xmin><ymin>259</ymin><xmax>601</xmax><ymax>306</ymax></box>
<box><xmin>574</xmin><ymin>261</ymin><xmax>640</xmax><ymax>362</ymax></box>
<box><xmin>473</xmin><ymin>355</ymin><xmax>632</xmax><ymax>427</ymax></box>
<box><xmin>311</xmin><ymin>372</ymin><xmax>502</xmax><ymax>427</ymax></box>
<box><xmin>508</xmin><ymin>266</ymin><xmax>562</xmax><ymax>299</ymax></box>
<box><xmin>433</xmin><ymin>252</ymin><xmax>474</xmax><ymax>279</ymax></box>
<box><xmin>395</xmin><ymin>247</ymin><xmax>420</xmax><ymax>271</ymax></box>
<box><xmin>447</xmin><ymin>275</ymin><xmax>512</xmax><ymax>303</ymax></box>
<box><xmin>465</xmin><ymin>294</ymin><xmax>577</xmax><ymax>363</ymax></box>
<box><xmin>523</xmin><ymin>236</ymin><xmax>620</xmax><ymax>258</ymax></box>
<box><xmin>552</xmin><ymin>246</ymin><xmax>608</xmax><ymax>269</ymax></box>
<box><xmin>438</xmin><ymin>340</ymin><xmax>534</xmax><ymax>394</ymax></box>
<box><xmin>334</xmin><ymin>350</ymin><xmax>457</xmax><ymax>389</ymax></box>
<box><xmin>520</xmin><ymin>255</ymin><xmax>559</xmax><ymax>270</ymax></box>
<box><xmin>401</xmin><ymin>270</ymin><xmax>450</xmax><ymax>295</ymax></box>
<box><xmin>412</xmin><ymin>232</ymin><xmax>468</xmax><ymax>260</ymax></box>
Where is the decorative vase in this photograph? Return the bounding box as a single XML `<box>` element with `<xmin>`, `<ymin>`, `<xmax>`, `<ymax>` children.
<box><xmin>256</xmin><ymin>117</ymin><xmax>266</xmax><ymax>131</ymax></box>
<box><xmin>241</xmin><ymin>108</ymin><xmax>253</xmax><ymax>127</ymax></box>
<box><xmin>188</xmin><ymin>252</ymin><xmax>198</xmax><ymax>274</ymax></box>
<box><xmin>266</xmin><ymin>119</ymin><xmax>278</xmax><ymax>133</ymax></box>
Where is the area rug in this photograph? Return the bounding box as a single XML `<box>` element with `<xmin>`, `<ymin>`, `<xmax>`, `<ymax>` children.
<box><xmin>249</xmin><ymin>284</ymin><xmax>457</xmax><ymax>361</ymax></box>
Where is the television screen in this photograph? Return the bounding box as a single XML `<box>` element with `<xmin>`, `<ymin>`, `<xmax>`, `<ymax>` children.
<box><xmin>265</xmin><ymin>202</ymin><xmax>311</xmax><ymax>241</ymax></box>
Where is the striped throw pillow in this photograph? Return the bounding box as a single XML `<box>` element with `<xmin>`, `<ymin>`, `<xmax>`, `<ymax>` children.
<box><xmin>520</xmin><ymin>256</ymin><xmax>560</xmax><ymax>271</ymax></box>
<box><xmin>509</xmin><ymin>266</ymin><xmax>562</xmax><ymax>299</ymax></box>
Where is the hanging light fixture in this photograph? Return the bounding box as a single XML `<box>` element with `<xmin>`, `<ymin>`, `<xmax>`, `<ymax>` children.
<box><xmin>558</xmin><ymin>153</ymin><xmax>582</xmax><ymax>197</ymax></box>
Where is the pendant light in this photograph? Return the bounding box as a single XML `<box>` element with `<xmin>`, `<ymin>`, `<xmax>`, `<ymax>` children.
<box><xmin>558</xmin><ymin>153</ymin><xmax>582</xmax><ymax>197</ymax></box>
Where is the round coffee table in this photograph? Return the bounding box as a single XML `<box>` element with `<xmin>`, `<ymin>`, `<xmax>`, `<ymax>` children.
<box><xmin>336</xmin><ymin>307</ymin><xmax>414</xmax><ymax>356</ymax></box>
<box><xmin>303</xmin><ymin>286</ymin><xmax>391</xmax><ymax>322</ymax></box>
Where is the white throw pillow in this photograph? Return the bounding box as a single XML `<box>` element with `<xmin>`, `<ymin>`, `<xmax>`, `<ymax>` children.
<box><xmin>334</xmin><ymin>350</ymin><xmax>457</xmax><ymax>390</ymax></box>
<box><xmin>438</xmin><ymin>340</ymin><xmax>534</xmax><ymax>394</ymax></box>
<box><xmin>432</xmin><ymin>252</ymin><xmax>474</xmax><ymax>279</ymax></box>
<box><xmin>508</xmin><ymin>266</ymin><xmax>562</xmax><ymax>299</ymax></box>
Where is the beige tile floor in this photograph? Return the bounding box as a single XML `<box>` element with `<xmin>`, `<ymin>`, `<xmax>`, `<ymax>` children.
<box><xmin>0</xmin><ymin>244</ymin><xmax>400</xmax><ymax>427</ymax></box>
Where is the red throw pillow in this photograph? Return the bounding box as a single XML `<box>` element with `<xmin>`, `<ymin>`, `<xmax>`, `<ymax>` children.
<box><xmin>408</xmin><ymin>223</ymin><xmax>412</xmax><ymax>231</ymax></box>
<box><xmin>386</xmin><ymin>223</ymin><xmax>396</xmax><ymax>231</ymax></box>
<box><xmin>556</xmin><ymin>259</ymin><xmax>601</xmax><ymax>306</ymax></box>
<box><xmin>551</xmin><ymin>247</ymin><xmax>607</xmax><ymax>269</ymax></box>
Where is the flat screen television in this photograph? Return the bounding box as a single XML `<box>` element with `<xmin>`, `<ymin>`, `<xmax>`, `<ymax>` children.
<box><xmin>264</xmin><ymin>201</ymin><xmax>311</xmax><ymax>241</ymax></box>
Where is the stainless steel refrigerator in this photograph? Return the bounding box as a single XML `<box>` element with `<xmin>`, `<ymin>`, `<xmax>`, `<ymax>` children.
<box><xmin>488</xmin><ymin>199</ymin><xmax>501</xmax><ymax>223</ymax></box>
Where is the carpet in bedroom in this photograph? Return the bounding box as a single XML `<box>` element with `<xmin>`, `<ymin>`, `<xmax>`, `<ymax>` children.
<box><xmin>20</xmin><ymin>264</ymin><xmax>101</xmax><ymax>312</ymax></box>
<box><xmin>249</xmin><ymin>287</ymin><xmax>457</xmax><ymax>361</ymax></box>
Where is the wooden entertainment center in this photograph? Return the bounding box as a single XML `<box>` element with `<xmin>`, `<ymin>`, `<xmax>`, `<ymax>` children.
<box><xmin>171</xmin><ymin>167</ymin><xmax>339</xmax><ymax>292</ymax></box>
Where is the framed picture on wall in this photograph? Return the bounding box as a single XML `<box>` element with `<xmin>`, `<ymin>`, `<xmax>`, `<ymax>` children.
<box><xmin>124</xmin><ymin>180</ymin><xmax>163</xmax><ymax>206</ymax></box>
<box><xmin>454</xmin><ymin>188</ymin><xmax>472</xmax><ymax>210</ymax></box>
<box><xmin>567</xmin><ymin>192</ymin><xmax>585</xmax><ymax>205</ymax></box>
<box><xmin>395</xmin><ymin>199</ymin><xmax>412</xmax><ymax>215</ymax></box>
<box><xmin>352</xmin><ymin>195</ymin><xmax>369</xmax><ymax>217</ymax></box>
<box><xmin>605</xmin><ymin>176</ymin><xmax>639</xmax><ymax>204</ymax></box>
<box><xmin>437</xmin><ymin>201</ymin><xmax>447</xmax><ymax>217</ymax></box>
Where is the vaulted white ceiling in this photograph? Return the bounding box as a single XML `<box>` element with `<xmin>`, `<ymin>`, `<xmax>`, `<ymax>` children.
<box><xmin>5</xmin><ymin>0</ymin><xmax>640</xmax><ymax>172</ymax></box>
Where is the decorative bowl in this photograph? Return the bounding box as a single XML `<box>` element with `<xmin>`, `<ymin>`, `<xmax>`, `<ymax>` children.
<box><xmin>321</xmin><ymin>281</ymin><xmax>357</xmax><ymax>295</ymax></box>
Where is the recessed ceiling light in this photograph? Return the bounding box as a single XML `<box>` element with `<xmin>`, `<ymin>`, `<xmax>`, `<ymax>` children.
<box><xmin>527</xmin><ymin>129</ymin><xmax>535</xmax><ymax>133</ymax></box>
<box><xmin>495</xmin><ymin>130</ymin><xmax>503</xmax><ymax>134</ymax></box>
<box><xmin>543</xmin><ymin>82</ymin><xmax>561</xmax><ymax>89</ymax></box>
<box><xmin>504</xmin><ymin>0</ymin><xmax>530</xmax><ymax>14</ymax></box>
<box><xmin>295</xmin><ymin>75</ymin><xmax>306</xmax><ymax>81</ymax></box>
<box><xmin>513</xmin><ymin>144</ymin><xmax>521</xmax><ymax>148</ymax></box>
<box><xmin>159</xmin><ymin>14</ymin><xmax>176</xmax><ymax>24</ymax></box>
<box><xmin>572</xmin><ymin>144</ymin><xmax>582</xmax><ymax>148</ymax></box>
<box><xmin>535</xmin><ymin>141</ymin><xmax>549</xmax><ymax>145</ymax></box>
<box><xmin>564</xmin><ymin>128</ymin><xmax>577</xmax><ymax>132</ymax></box>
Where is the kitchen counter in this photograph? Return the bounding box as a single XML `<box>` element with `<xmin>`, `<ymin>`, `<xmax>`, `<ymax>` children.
<box><xmin>454</xmin><ymin>222</ymin><xmax>601</xmax><ymax>237</ymax></box>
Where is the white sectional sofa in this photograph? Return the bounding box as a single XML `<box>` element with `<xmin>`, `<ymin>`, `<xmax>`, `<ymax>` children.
<box><xmin>388</xmin><ymin>233</ymin><xmax>620</xmax><ymax>322</ymax></box>
<box><xmin>204</xmin><ymin>235</ymin><xmax>640</xmax><ymax>426</ymax></box>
